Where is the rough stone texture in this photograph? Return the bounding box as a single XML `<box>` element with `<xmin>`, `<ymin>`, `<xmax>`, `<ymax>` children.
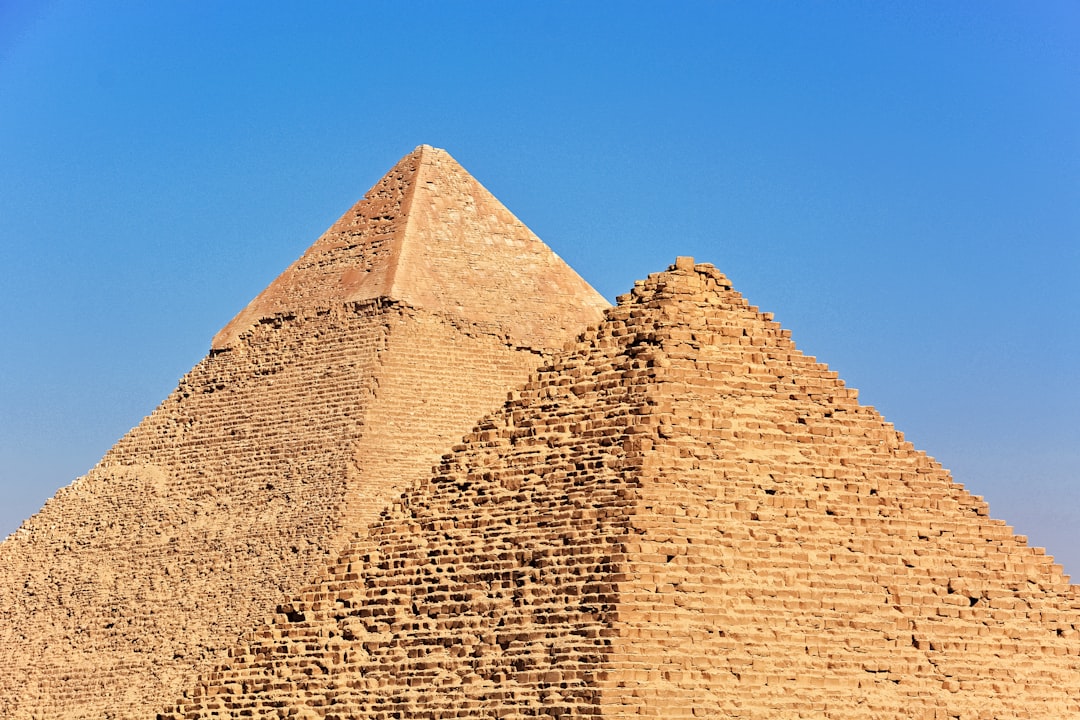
<box><xmin>0</xmin><ymin>147</ymin><xmax>608</xmax><ymax>720</ymax></box>
<box><xmin>164</xmin><ymin>261</ymin><xmax>1079</xmax><ymax>719</ymax></box>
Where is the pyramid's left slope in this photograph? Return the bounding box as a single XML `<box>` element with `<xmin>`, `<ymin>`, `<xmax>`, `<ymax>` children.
<box><xmin>0</xmin><ymin>146</ymin><xmax>608</xmax><ymax>720</ymax></box>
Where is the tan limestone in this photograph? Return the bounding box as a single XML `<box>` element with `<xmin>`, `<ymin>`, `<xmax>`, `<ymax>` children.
<box><xmin>213</xmin><ymin>145</ymin><xmax>608</xmax><ymax>351</ymax></box>
<box><xmin>4</xmin><ymin>145</ymin><xmax>1077</xmax><ymax>719</ymax></box>
<box><xmin>0</xmin><ymin>146</ymin><xmax>608</xmax><ymax>719</ymax></box>
<box><xmin>163</xmin><ymin>261</ymin><xmax>1079</xmax><ymax>719</ymax></box>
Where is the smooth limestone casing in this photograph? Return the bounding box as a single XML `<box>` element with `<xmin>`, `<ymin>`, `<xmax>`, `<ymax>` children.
<box><xmin>0</xmin><ymin>146</ymin><xmax>609</xmax><ymax>719</ymax></box>
<box><xmin>213</xmin><ymin>144</ymin><xmax>608</xmax><ymax>353</ymax></box>
<box><xmin>164</xmin><ymin>262</ymin><xmax>1080</xmax><ymax>719</ymax></box>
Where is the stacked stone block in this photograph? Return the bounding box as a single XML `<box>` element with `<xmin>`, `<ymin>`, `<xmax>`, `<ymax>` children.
<box><xmin>600</xmin><ymin>261</ymin><xmax>1079</xmax><ymax>718</ymax></box>
<box><xmin>0</xmin><ymin>146</ymin><xmax>608</xmax><ymax>719</ymax></box>
<box><xmin>165</xmin><ymin>260</ymin><xmax>1079</xmax><ymax>719</ymax></box>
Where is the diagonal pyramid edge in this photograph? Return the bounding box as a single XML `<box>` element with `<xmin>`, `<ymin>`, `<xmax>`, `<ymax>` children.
<box><xmin>164</xmin><ymin>259</ymin><xmax>1080</xmax><ymax>718</ymax></box>
<box><xmin>212</xmin><ymin>145</ymin><xmax>610</xmax><ymax>351</ymax></box>
<box><xmin>0</xmin><ymin>148</ymin><xmax>614</xmax><ymax>720</ymax></box>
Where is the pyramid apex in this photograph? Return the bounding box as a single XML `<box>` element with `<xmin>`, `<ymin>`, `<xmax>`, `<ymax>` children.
<box><xmin>212</xmin><ymin>147</ymin><xmax>609</xmax><ymax>350</ymax></box>
<box><xmin>616</xmin><ymin>257</ymin><xmax>735</xmax><ymax>306</ymax></box>
<box><xmin>667</xmin><ymin>256</ymin><xmax>729</xmax><ymax>283</ymax></box>
<box><xmin>411</xmin><ymin>143</ymin><xmax>443</xmax><ymax>159</ymax></box>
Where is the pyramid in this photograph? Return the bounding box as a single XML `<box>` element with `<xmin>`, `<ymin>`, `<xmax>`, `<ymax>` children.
<box><xmin>163</xmin><ymin>259</ymin><xmax>1080</xmax><ymax>719</ymax></box>
<box><xmin>0</xmin><ymin>146</ymin><xmax>609</xmax><ymax>720</ymax></box>
<box><xmin>213</xmin><ymin>145</ymin><xmax>605</xmax><ymax>351</ymax></box>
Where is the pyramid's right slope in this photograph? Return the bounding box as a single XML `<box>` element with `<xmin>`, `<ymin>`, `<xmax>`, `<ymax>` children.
<box><xmin>168</xmin><ymin>260</ymin><xmax>1080</xmax><ymax>719</ymax></box>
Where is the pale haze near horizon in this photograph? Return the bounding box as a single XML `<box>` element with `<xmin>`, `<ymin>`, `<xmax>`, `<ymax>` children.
<box><xmin>1</xmin><ymin>2</ymin><xmax>1077</xmax><ymax>576</ymax></box>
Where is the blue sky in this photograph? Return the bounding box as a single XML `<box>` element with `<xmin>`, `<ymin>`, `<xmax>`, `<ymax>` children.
<box><xmin>1</xmin><ymin>2</ymin><xmax>1077</xmax><ymax>575</ymax></box>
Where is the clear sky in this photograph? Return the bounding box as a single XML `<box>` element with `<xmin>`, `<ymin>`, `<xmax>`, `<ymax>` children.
<box><xmin>1</xmin><ymin>2</ymin><xmax>1077</xmax><ymax>575</ymax></box>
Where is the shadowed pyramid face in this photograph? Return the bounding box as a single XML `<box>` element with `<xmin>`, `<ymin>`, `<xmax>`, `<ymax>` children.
<box><xmin>165</xmin><ymin>260</ymin><xmax>1079</xmax><ymax>719</ymax></box>
<box><xmin>0</xmin><ymin>146</ymin><xmax>609</xmax><ymax>720</ymax></box>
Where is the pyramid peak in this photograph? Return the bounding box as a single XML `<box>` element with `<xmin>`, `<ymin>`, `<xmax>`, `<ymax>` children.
<box><xmin>0</xmin><ymin>147</ymin><xmax>612</xmax><ymax>719</ymax></box>
<box><xmin>673</xmin><ymin>254</ymin><xmax>696</xmax><ymax>271</ymax></box>
<box><xmin>615</xmin><ymin>257</ymin><xmax>734</xmax><ymax>307</ymax></box>
<box><xmin>406</xmin><ymin>143</ymin><xmax>445</xmax><ymax>162</ymax></box>
<box><xmin>211</xmin><ymin>146</ymin><xmax>609</xmax><ymax>350</ymax></box>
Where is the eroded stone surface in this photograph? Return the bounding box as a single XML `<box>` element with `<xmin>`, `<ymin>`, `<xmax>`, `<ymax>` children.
<box><xmin>165</xmin><ymin>262</ymin><xmax>1080</xmax><ymax>719</ymax></box>
<box><xmin>5</xmin><ymin>146</ymin><xmax>1077</xmax><ymax>718</ymax></box>
<box><xmin>0</xmin><ymin>147</ymin><xmax>608</xmax><ymax>720</ymax></box>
